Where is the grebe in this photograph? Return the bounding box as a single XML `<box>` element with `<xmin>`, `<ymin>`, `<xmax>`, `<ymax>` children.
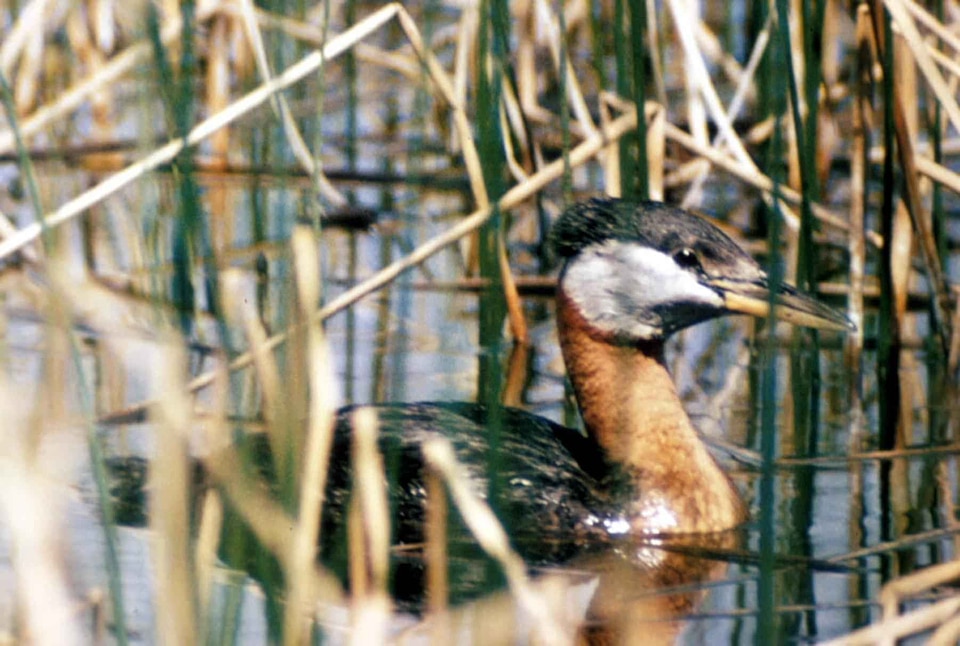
<box><xmin>314</xmin><ymin>198</ymin><xmax>852</xmax><ymax>605</ymax></box>
<box><xmin>104</xmin><ymin>198</ymin><xmax>852</xmax><ymax>611</ymax></box>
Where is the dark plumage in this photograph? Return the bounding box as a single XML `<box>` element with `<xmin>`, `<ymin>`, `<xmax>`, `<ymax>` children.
<box><xmin>552</xmin><ymin>198</ymin><xmax>752</xmax><ymax>274</ymax></box>
<box><xmin>318</xmin><ymin>403</ymin><xmax>637</xmax><ymax>609</ymax></box>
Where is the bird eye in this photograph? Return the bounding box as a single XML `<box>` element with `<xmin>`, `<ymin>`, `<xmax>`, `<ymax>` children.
<box><xmin>673</xmin><ymin>247</ymin><xmax>702</xmax><ymax>271</ymax></box>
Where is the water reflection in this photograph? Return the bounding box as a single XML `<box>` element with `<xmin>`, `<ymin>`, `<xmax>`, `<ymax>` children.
<box><xmin>101</xmin><ymin>432</ymin><xmax>741</xmax><ymax>643</ymax></box>
<box><xmin>573</xmin><ymin>531</ymin><xmax>739</xmax><ymax>645</ymax></box>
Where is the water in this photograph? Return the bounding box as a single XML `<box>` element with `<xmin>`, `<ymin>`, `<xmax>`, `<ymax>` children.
<box><xmin>1</xmin><ymin>179</ymin><xmax>954</xmax><ymax>643</ymax></box>
<box><xmin>2</xmin><ymin>239</ymin><xmax>901</xmax><ymax>643</ymax></box>
<box><xmin>1</xmin><ymin>1</ymin><xmax>958</xmax><ymax>643</ymax></box>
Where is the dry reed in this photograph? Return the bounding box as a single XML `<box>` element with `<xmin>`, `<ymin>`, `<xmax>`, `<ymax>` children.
<box><xmin>0</xmin><ymin>0</ymin><xmax>958</xmax><ymax>643</ymax></box>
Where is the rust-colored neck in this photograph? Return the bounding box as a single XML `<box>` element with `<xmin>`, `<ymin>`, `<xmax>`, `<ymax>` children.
<box><xmin>556</xmin><ymin>288</ymin><xmax>745</xmax><ymax>533</ymax></box>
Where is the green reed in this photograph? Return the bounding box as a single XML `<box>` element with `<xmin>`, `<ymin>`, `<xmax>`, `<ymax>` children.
<box><xmin>782</xmin><ymin>0</ymin><xmax>827</xmax><ymax>636</ymax></box>
<box><xmin>875</xmin><ymin>7</ymin><xmax>900</xmax><ymax>559</ymax></box>
<box><xmin>475</xmin><ymin>0</ymin><xmax>510</xmax><ymax>598</ymax></box>
<box><xmin>757</xmin><ymin>2</ymin><xmax>787</xmax><ymax>640</ymax></box>
<box><xmin>613</xmin><ymin>0</ymin><xmax>648</xmax><ymax>200</ymax></box>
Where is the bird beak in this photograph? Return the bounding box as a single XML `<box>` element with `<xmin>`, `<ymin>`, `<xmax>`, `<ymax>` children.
<box><xmin>710</xmin><ymin>278</ymin><xmax>855</xmax><ymax>332</ymax></box>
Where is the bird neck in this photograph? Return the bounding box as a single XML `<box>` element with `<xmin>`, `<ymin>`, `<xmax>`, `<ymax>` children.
<box><xmin>556</xmin><ymin>288</ymin><xmax>745</xmax><ymax>533</ymax></box>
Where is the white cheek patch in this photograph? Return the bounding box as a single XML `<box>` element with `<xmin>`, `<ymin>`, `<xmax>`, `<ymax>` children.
<box><xmin>561</xmin><ymin>241</ymin><xmax>724</xmax><ymax>339</ymax></box>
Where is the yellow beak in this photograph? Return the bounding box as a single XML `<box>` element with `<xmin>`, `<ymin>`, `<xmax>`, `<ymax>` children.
<box><xmin>711</xmin><ymin>279</ymin><xmax>854</xmax><ymax>332</ymax></box>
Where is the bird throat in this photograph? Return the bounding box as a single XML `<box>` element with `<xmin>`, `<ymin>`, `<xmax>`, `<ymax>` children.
<box><xmin>555</xmin><ymin>287</ymin><xmax>745</xmax><ymax>533</ymax></box>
